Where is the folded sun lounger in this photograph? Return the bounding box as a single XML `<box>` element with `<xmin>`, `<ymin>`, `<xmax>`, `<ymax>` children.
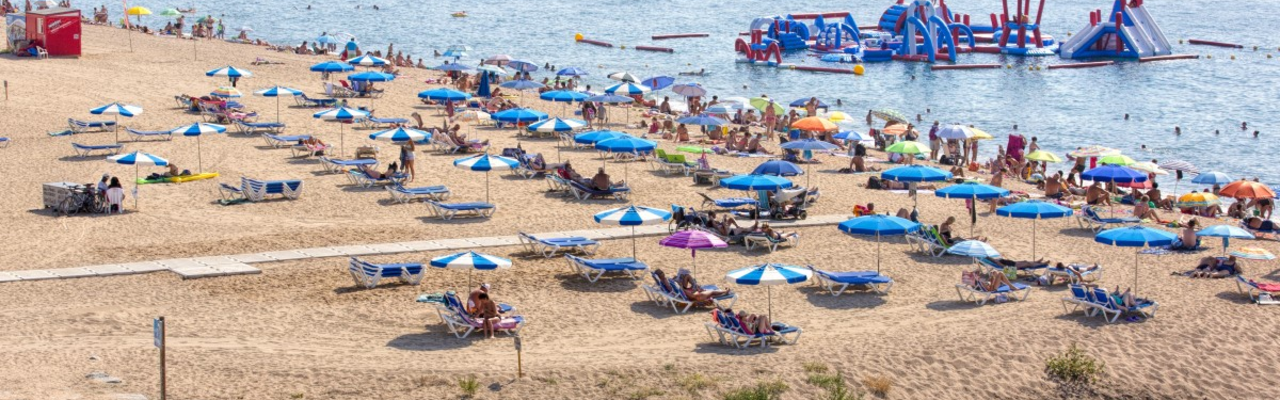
<box><xmin>386</xmin><ymin>183</ymin><xmax>451</xmax><ymax>203</ymax></box>
<box><xmin>519</xmin><ymin>232</ymin><xmax>599</xmax><ymax>258</ymax></box>
<box><xmin>263</xmin><ymin>133</ymin><xmax>312</xmax><ymax>149</ymax></box>
<box><xmin>348</xmin><ymin>256</ymin><xmax>425</xmax><ymax>289</ymax></box>
<box><xmin>234</xmin><ymin>119</ymin><xmax>286</xmax><ymax>135</ymax></box>
<box><xmin>425</xmin><ymin>200</ymin><xmax>496</xmax><ymax>220</ymax></box>
<box><xmin>71</xmin><ymin>142</ymin><xmax>123</xmax><ymax>158</ymax></box>
<box><xmin>806</xmin><ymin>265</ymin><xmax>893</xmax><ymax>296</ymax></box>
<box><xmin>568</xmin><ymin>181</ymin><xmax>630</xmax><ymax>201</ymax></box>
<box><xmin>239</xmin><ymin>177</ymin><xmax>304</xmax><ymax>201</ymax></box>
<box><xmin>68</xmin><ymin>118</ymin><xmax>116</xmax><ymax>133</ymax></box>
<box><xmin>564</xmin><ymin>254</ymin><xmax>647</xmax><ymax>282</ymax></box>
<box><xmin>955</xmin><ymin>279</ymin><xmax>1031</xmax><ymax>305</ymax></box>
<box><xmin>318</xmin><ymin>156</ymin><xmax>376</xmax><ymax>174</ymax></box>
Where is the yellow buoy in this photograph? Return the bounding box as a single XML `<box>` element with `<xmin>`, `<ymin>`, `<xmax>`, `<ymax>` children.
<box><xmin>1006</xmin><ymin>64</ymin><xmax>1012</xmax><ymax>68</ymax></box>
<box><xmin>853</xmin><ymin>64</ymin><xmax>865</xmax><ymax>75</ymax></box>
<box><xmin>574</xmin><ymin>33</ymin><xmax>583</xmax><ymax>42</ymax></box>
<box><xmin>789</xmin><ymin>65</ymin><xmax>796</xmax><ymax>69</ymax></box>
<box><xmin>620</xmin><ymin>45</ymin><xmax>626</xmax><ymax>49</ymax></box>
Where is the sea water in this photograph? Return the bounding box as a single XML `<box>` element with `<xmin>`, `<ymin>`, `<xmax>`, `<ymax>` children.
<box><xmin>103</xmin><ymin>0</ymin><xmax>1279</xmax><ymax>186</ymax></box>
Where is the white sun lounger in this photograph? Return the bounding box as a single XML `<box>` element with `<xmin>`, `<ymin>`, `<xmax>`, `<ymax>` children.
<box><xmin>519</xmin><ymin>232</ymin><xmax>599</xmax><ymax>258</ymax></box>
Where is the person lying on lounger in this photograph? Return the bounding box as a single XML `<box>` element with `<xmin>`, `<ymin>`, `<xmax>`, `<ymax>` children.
<box><xmin>474</xmin><ymin>292</ymin><xmax>501</xmax><ymax>339</ymax></box>
<box><xmin>1083</xmin><ymin>284</ymin><xmax>1144</xmax><ymax>311</ymax></box>
<box><xmin>990</xmin><ymin>257</ymin><xmax>1049</xmax><ymax>270</ymax></box>
<box><xmin>1182</xmin><ymin>256</ymin><xmax>1240</xmax><ymax>278</ymax></box>
<box><xmin>674</xmin><ymin>269</ymin><xmax>731</xmax><ymax>304</ymax></box>
<box><xmin>714</xmin><ymin>215</ymin><xmax>755</xmax><ymax>237</ymax></box>
<box><xmin>969</xmin><ymin>268</ymin><xmax>1016</xmax><ymax>292</ymax></box>
<box><xmin>358</xmin><ymin>162</ymin><xmax>399</xmax><ymax>180</ymax></box>
<box><xmin>758</xmin><ymin>223</ymin><xmax>795</xmax><ymax>241</ymax></box>
<box><xmin>724</xmin><ymin>308</ymin><xmax>774</xmax><ymax>335</ymax></box>
<box><xmin>1056</xmin><ymin>263</ymin><xmax>1101</xmax><ymax>281</ymax></box>
<box><xmin>590</xmin><ymin>168</ymin><xmax>624</xmax><ymax>191</ymax></box>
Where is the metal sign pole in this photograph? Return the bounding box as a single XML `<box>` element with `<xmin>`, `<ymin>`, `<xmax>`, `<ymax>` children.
<box><xmin>513</xmin><ymin>336</ymin><xmax>523</xmax><ymax>378</ymax></box>
<box><xmin>154</xmin><ymin>316</ymin><xmax>166</xmax><ymax>400</ymax></box>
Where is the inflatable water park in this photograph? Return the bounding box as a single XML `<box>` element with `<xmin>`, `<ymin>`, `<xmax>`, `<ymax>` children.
<box><xmin>734</xmin><ymin>0</ymin><xmax>1183</xmax><ymax>71</ymax></box>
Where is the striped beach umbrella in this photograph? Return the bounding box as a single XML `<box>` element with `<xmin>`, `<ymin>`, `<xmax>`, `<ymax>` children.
<box><xmin>345</xmin><ymin>54</ymin><xmax>388</xmax><ymax>67</ymax></box>
<box><xmin>454</xmin><ymin>154</ymin><xmax>520</xmax><ymax>203</ymax></box>
<box><xmin>670</xmin><ymin>83</ymin><xmax>707</xmax><ymax>97</ymax></box>
<box><xmin>492</xmin><ymin>108</ymin><xmax>548</xmax><ymax>124</ymax></box>
<box><xmin>310</xmin><ymin>60</ymin><xmax>354</xmax><ymax>73</ymax></box>
<box><xmin>430</xmin><ymin>251</ymin><xmax>512</xmax><ymax>289</ymax></box>
<box><xmin>210</xmin><ymin>86</ymin><xmax>243</xmax><ymax>98</ymax></box>
<box><xmin>108</xmin><ymin>151</ymin><xmax>169</xmax><ymax>210</ymax></box>
<box><xmin>556</xmin><ymin>66</ymin><xmax>589</xmax><ymax>77</ymax></box>
<box><xmin>870</xmin><ymin>108</ymin><xmax>908</xmax><ymax>124</ymax></box>
<box><xmin>170</xmin><ymin>122</ymin><xmax>226</xmax><ymax>172</ymax></box>
<box><xmin>205</xmin><ymin>65</ymin><xmax>252</xmax><ymax>78</ymax></box>
<box><xmin>528</xmin><ymin>118</ymin><xmax>586</xmax><ymax>133</ymax></box>
<box><xmin>659</xmin><ymin>230</ymin><xmax>728</xmax><ymax>276</ymax></box>
<box><xmin>254</xmin><ymin>86</ymin><xmax>304</xmax><ymax>122</ymax></box>
<box><xmin>604</xmin><ymin>82</ymin><xmax>651</xmax><ymax>96</ymax></box>
<box><xmin>838</xmin><ymin>215</ymin><xmax>920</xmax><ymax>273</ymax></box>
<box><xmin>607</xmin><ymin>71</ymin><xmax>641</xmax><ymax>83</ymax></box>
<box><xmin>368</xmin><ymin>127</ymin><xmax>429</xmax><ymax>143</ymax></box>
<box><xmin>947</xmin><ymin>240</ymin><xmax>1001</xmax><ymax>258</ymax></box>
<box><xmin>996</xmin><ymin>200</ymin><xmax>1073</xmax><ymax>259</ymax></box>
<box><xmin>540</xmin><ymin>90</ymin><xmax>589</xmax><ymax>103</ymax></box>
<box><xmin>1192</xmin><ymin>171</ymin><xmax>1233</xmax><ymax>185</ymax></box>
<box><xmin>725</xmin><ymin>263</ymin><xmax>812</xmax><ymax>319</ymax></box>
<box><xmin>314</xmin><ymin>107</ymin><xmax>370</xmax><ymax>156</ymax></box>
<box><xmin>90</xmin><ymin>102</ymin><xmax>142</xmax><ymax>142</ymax></box>
<box><xmin>594</xmin><ymin>206</ymin><xmax>673</xmax><ymax>259</ymax></box>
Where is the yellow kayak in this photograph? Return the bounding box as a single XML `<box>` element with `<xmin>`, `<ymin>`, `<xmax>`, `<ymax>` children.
<box><xmin>170</xmin><ymin>172</ymin><xmax>219</xmax><ymax>183</ymax></box>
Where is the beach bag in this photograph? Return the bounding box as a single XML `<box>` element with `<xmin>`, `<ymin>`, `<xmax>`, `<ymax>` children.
<box><xmin>961</xmin><ymin>271</ymin><xmax>977</xmax><ymax>287</ymax></box>
<box><xmin>1003</xmin><ymin>266</ymin><xmax>1017</xmax><ymax>281</ymax></box>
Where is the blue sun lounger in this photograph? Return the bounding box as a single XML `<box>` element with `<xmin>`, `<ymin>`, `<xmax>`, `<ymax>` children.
<box><xmin>125</xmin><ymin>127</ymin><xmax>173</xmax><ymax>141</ymax></box>
<box><xmin>425</xmin><ymin>200</ymin><xmax>496</xmax><ymax>220</ymax></box>
<box><xmin>233</xmin><ymin>119</ymin><xmax>286</xmax><ymax>135</ymax></box>
<box><xmin>295</xmin><ymin>94</ymin><xmax>337</xmax><ymax>108</ymax></box>
<box><xmin>956</xmin><ymin>279</ymin><xmax>1032</xmax><ymax>305</ymax></box>
<box><xmin>0</xmin><ymin>137</ymin><xmax>9</xmax><ymax>148</ymax></box>
<box><xmin>806</xmin><ymin>266</ymin><xmax>893</xmax><ymax>296</ymax></box>
<box><xmin>348</xmin><ymin>257</ymin><xmax>425</xmax><ymax>289</ymax></box>
<box><xmin>433</xmin><ymin>292</ymin><xmax>524</xmax><ymax>339</ymax></box>
<box><xmin>705</xmin><ymin>308</ymin><xmax>801</xmax><ymax>349</ymax></box>
<box><xmin>568</xmin><ymin>181</ymin><xmax>630</xmax><ymax>201</ymax></box>
<box><xmin>978</xmin><ymin>257</ymin><xmax>1049</xmax><ymax>278</ymax></box>
<box><xmin>564</xmin><ymin>254</ymin><xmax>647</xmax><ymax>282</ymax></box>
<box><xmin>347</xmin><ymin>168</ymin><xmax>408</xmax><ymax>188</ymax></box>
<box><xmin>263</xmin><ymin>133</ymin><xmax>311</xmax><ymax>148</ymax></box>
<box><xmin>318</xmin><ymin>156</ymin><xmax>376</xmax><ymax>174</ymax></box>
<box><xmin>71</xmin><ymin>142</ymin><xmax>123</xmax><ymax>157</ymax></box>
<box><xmin>238</xmin><ymin>177</ymin><xmax>304</xmax><ymax>201</ymax></box>
<box><xmin>1090</xmin><ymin>287</ymin><xmax>1158</xmax><ymax>323</ymax></box>
<box><xmin>386</xmin><ymin>183</ymin><xmax>451</xmax><ymax>203</ymax></box>
<box><xmin>698</xmin><ymin>193</ymin><xmax>756</xmax><ymax>210</ymax></box>
<box><xmin>1077</xmin><ymin>206</ymin><xmax>1140</xmax><ymax>232</ymax></box>
<box><xmin>360</xmin><ymin>116</ymin><xmax>409</xmax><ymax>129</ymax></box>
<box><xmin>641</xmin><ymin>271</ymin><xmax>736</xmax><ymax>314</ymax></box>
<box><xmin>68</xmin><ymin>118</ymin><xmax>116</xmax><ymax>133</ymax></box>
<box><xmin>519</xmin><ymin>232</ymin><xmax>599</xmax><ymax>258</ymax></box>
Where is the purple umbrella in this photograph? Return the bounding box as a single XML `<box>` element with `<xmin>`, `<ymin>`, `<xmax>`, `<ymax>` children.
<box><xmin>659</xmin><ymin>230</ymin><xmax>728</xmax><ymax>276</ymax></box>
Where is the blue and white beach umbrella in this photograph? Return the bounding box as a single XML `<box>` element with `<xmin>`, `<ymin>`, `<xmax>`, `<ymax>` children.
<box><xmin>594</xmin><ymin>205</ymin><xmax>672</xmax><ymax>258</ymax></box>
<box><xmin>506</xmin><ymin>60</ymin><xmax>538</xmax><ymax>72</ymax></box>
<box><xmin>418</xmin><ymin>88</ymin><xmax>471</xmax><ymax>102</ymax></box>
<box><xmin>676</xmin><ymin>113</ymin><xmax>728</xmax><ymax>127</ymax></box>
<box><xmin>947</xmin><ymin>240</ymin><xmax>1001</xmax><ymax>258</ymax></box>
<box><xmin>434</xmin><ymin>62</ymin><xmax>474</xmax><ymax>72</ymax></box>
<box><xmin>345</xmin><ymin>54</ymin><xmax>388</xmax><ymax>67</ymax></box>
<box><xmin>1096</xmin><ymin>225</ymin><xmax>1178</xmax><ymax>295</ymax></box>
<box><xmin>604</xmin><ymin>82</ymin><xmax>651</xmax><ymax>96</ymax></box>
<box><xmin>430</xmin><ymin>251</ymin><xmax>512</xmax><ymax>289</ymax></box>
<box><xmin>838</xmin><ymin>215</ymin><xmax>920</xmax><ymax>273</ymax></box>
<box><xmin>454</xmin><ymin>153</ymin><xmax>520</xmax><ymax>203</ymax></box>
<box><xmin>205</xmin><ymin>65</ymin><xmax>252</xmax><ymax>78</ymax></box>
<box><xmin>310</xmin><ymin>60</ymin><xmax>354</xmax><ymax>72</ymax></box>
<box><xmin>107</xmin><ymin>151</ymin><xmax>169</xmax><ymax>210</ymax></box>
<box><xmin>348</xmin><ymin>71</ymin><xmax>396</xmax><ymax>82</ymax></box>
<box><xmin>725</xmin><ymin>263</ymin><xmax>812</xmax><ymax>319</ymax></box>
<box><xmin>170</xmin><ymin>122</ymin><xmax>225</xmax><ymax>172</ymax></box>
<box><xmin>996</xmin><ymin>201</ymin><xmax>1073</xmax><ymax>259</ymax></box>
<box><xmin>443</xmin><ymin>45</ymin><xmax>472</xmax><ymax>59</ymax></box>
<box><xmin>254</xmin><ymin>86</ymin><xmax>304</xmax><ymax>122</ymax></box>
<box><xmin>499</xmin><ymin>79</ymin><xmax>545</xmax><ymax>91</ymax></box>
<box><xmin>528</xmin><ymin>117</ymin><xmax>586</xmax><ymax>133</ymax></box>
<box><xmin>90</xmin><ymin>102</ymin><xmax>143</xmax><ymax>142</ymax></box>
<box><xmin>314</xmin><ymin>107</ymin><xmax>370</xmax><ymax>156</ymax></box>
<box><xmin>492</xmin><ymin>108</ymin><xmax>548</xmax><ymax>124</ymax></box>
<box><xmin>369</xmin><ymin>127</ymin><xmax>429</xmax><ymax>143</ymax></box>
<box><xmin>1192</xmin><ymin>171</ymin><xmax>1233</xmax><ymax>185</ymax></box>
<box><xmin>594</xmin><ymin>136</ymin><xmax>656</xmax><ymax>179</ymax></box>
<box><xmin>584</xmin><ymin>94</ymin><xmax>634</xmax><ymax>104</ymax></box>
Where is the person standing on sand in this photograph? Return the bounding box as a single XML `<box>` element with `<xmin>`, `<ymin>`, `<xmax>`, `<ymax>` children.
<box><xmin>928</xmin><ymin>121</ymin><xmax>940</xmax><ymax>161</ymax></box>
<box><xmin>399</xmin><ymin>141</ymin><xmax>416</xmax><ymax>182</ymax></box>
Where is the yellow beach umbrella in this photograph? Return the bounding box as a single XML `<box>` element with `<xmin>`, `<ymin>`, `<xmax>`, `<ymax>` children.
<box><xmin>1025</xmin><ymin>150</ymin><xmax>1063</xmax><ymax>163</ymax></box>
<box><xmin>126</xmin><ymin>6</ymin><xmax>153</xmax><ymax>16</ymax></box>
<box><xmin>968</xmin><ymin>127</ymin><xmax>994</xmax><ymax>140</ymax></box>
<box><xmin>1177</xmin><ymin>192</ymin><xmax>1219</xmax><ymax>208</ymax></box>
<box><xmin>791</xmin><ymin>116</ymin><xmax>837</xmax><ymax>131</ymax></box>
<box><xmin>1098</xmin><ymin>154</ymin><xmax>1136</xmax><ymax>166</ymax></box>
<box><xmin>825</xmin><ymin>111</ymin><xmax>850</xmax><ymax>122</ymax></box>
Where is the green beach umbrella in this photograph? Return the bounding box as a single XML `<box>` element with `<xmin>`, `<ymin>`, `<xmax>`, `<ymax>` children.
<box><xmin>159</xmin><ymin>8</ymin><xmax>181</xmax><ymax>17</ymax></box>
<box><xmin>870</xmin><ymin>108</ymin><xmax>909</xmax><ymax>124</ymax></box>
<box><xmin>1098</xmin><ymin>154</ymin><xmax>1136</xmax><ymax>166</ymax></box>
<box><xmin>676</xmin><ymin>146</ymin><xmax>713</xmax><ymax>154</ymax></box>
<box><xmin>749</xmin><ymin>97</ymin><xmax>786</xmax><ymax>115</ymax></box>
<box><xmin>885</xmin><ymin>140</ymin><xmax>931</xmax><ymax>155</ymax></box>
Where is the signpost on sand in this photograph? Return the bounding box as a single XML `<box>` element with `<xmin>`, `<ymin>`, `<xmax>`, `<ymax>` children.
<box><xmin>154</xmin><ymin>317</ymin><xmax>166</xmax><ymax>400</ymax></box>
<box><xmin>514</xmin><ymin>336</ymin><xmax>523</xmax><ymax>378</ymax></box>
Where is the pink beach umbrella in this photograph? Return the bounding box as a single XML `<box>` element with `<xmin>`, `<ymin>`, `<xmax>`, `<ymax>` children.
<box><xmin>659</xmin><ymin>230</ymin><xmax>728</xmax><ymax>276</ymax></box>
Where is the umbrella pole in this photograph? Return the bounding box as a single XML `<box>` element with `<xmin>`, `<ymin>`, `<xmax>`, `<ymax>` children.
<box><xmin>339</xmin><ymin>122</ymin><xmax>345</xmax><ymax>157</ymax></box>
<box><xmin>1134</xmin><ymin>250</ymin><xmax>1140</xmax><ymax>297</ymax></box>
<box><xmin>276</xmin><ymin>97</ymin><xmax>282</xmax><ymax>123</ymax></box>
<box><xmin>134</xmin><ymin>163</ymin><xmax>139</xmax><ymax>210</ymax></box>
<box><xmin>691</xmin><ymin>249</ymin><xmax>697</xmax><ymax>276</ymax></box>
<box><xmin>1032</xmin><ymin>218</ymin><xmax>1038</xmax><ymax>260</ymax></box>
<box><xmin>767</xmin><ymin>286</ymin><xmax>773</xmax><ymax>321</ymax></box>
<box><xmin>485</xmin><ymin>170</ymin><xmax>491</xmax><ymax>203</ymax></box>
<box><xmin>631</xmin><ymin>226</ymin><xmax>638</xmax><ymax>260</ymax></box>
<box><xmin>114</xmin><ymin>116</ymin><xmax>120</xmax><ymax>143</ymax></box>
<box><xmin>197</xmin><ymin>135</ymin><xmax>203</xmax><ymax>173</ymax></box>
<box><xmin>876</xmin><ymin>233</ymin><xmax>882</xmax><ymax>274</ymax></box>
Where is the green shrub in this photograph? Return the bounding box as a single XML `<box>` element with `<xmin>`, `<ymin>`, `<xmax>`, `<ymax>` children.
<box><xmin>1045</xmin><ymin>344</ymin><xmax>1106</xmax><ymax>384</ymax></box>
<box><xmin>458</xmin><ymin>375</ymin><xmax>480</xmax><ymax>398</ymax></box>
<box><xmin>722</xmin><ymin>380</ymin><xmax>788</xmax><ymax>400</ymax></box>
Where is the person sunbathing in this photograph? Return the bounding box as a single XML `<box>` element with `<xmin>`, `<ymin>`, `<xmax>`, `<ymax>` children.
<box><xmin>1057</xmin><ymin>263</ymin><xmax>1101</xmax><ymax>281</ymax></box>
<box><xmin>1170</xmin><ymin>219</ymin><xmax>1200</xmax><ymax>250</ymax></box>
<box><xmin>1244</xmin><ymin>216</ymin><xmax>1277</xmax><ymax>232</ymax></box>
<box><xmin>844</xmin><ymin>155</ymin><xmax>879</xmax><ymax>173</ymax></box>
<box><xmin>529</xmin><ymin>154</ymin><xmax>547</xmax><ymax>171</ymax></box>
<box><xmin>1133</xmin><ymin>195</ymin><xmax>1165</xmax><ymax>222</ymax></box>
<box><xmin>745</xmin><ymin>134</ymin><xmax>771</xmax><ymax>154</ymax></box>
<box><xmin>758</xmin><ymin>223</ymin><xmax>796</xmax><ymax>241</ymax></box>
<box><xmin>675</xmin><ymin>269</ymin><xmax>730</xmax><ymax>303</ymax></box>
<box><xmin>474</xmin><ymin>292</ymin><xmax>501</xmax><ymax>339</ymax></box>
<box><xmin>1185</xmin><ymin>256</ymin><xmax>1240</xmax><ymax>278</ymax></box>
<box><xmin>591</xmin><ymin>168</ymin><xmax>622</xmax><ymax>190</ymax></box>
<box><xmin>1086</xmin><ymin>285</ymin><xmax>1144</xmax><ymax>311</ymax></box>
<box><xmin>716</xmin><ymin>215</ymin><xmax>755</xmax><ymax>237</ymax></box>
<box><xmin>726</xmin><ymin>308</ymin><xmax>774</xmax><ymax>335</ymax></box>
<box><xmin>1085</xmin><ymin>182</ymin><xmax>1112</xmax><ymax>206</ymax></box>
<box><xmin>940</xmin><ymin>216</ymin><xmax>987</xmax><ymax>245</ymax></box>
<box><xmin>675</xmin><ymin>124</ymin><xmax>691</xmax><ymax>142</ymax></box>
<box><xmin>989</xmin><ymin>257</ymin><xmax>1048</xmax><ymax>270</ymax></box>
<box><xmin>358</xmin><ymin>162</ymin><xmax>399</xmax><ymax>180</ymax></box>
<box><xmin>970</xmin><ymin>268</ymin><xmax>1016</xmax><ymax>292</ymax></box>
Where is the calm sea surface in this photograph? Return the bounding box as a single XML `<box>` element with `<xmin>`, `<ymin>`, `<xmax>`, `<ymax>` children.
<box><xmin>105</xmin><ymin>0</ymin><xmax>1279</xmax><ymax>187</ymax></box>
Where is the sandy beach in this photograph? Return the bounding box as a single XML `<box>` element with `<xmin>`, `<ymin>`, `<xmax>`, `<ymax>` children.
<box><xmin>1</xmin><ymin>25</ymin><xmax>1278</xmax><ymax>400</ymax></box>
